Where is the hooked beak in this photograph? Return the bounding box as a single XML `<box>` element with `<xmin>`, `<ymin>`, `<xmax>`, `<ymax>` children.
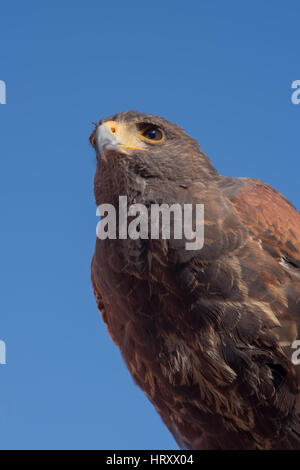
<box><xmin>94</xmin><ymin>120</ymin><xmax>147</xmax><ymax>159</ymax></box>
<box><xmin>95</xmin><ymin>122</ymin><xmax>129</xmax><ymax>158</ymax></box>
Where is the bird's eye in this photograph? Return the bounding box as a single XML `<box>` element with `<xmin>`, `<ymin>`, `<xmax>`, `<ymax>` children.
<box><xmin>139</xmin><ymin>125</ymin><xmax>164</xmax><ymax>142</ymax></box>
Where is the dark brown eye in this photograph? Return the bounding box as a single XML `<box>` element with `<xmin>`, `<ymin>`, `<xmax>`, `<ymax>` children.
<box><xmin>140</xmin><ymin>126</ymin><xmax>164</xmax><ymax>142</ymax></box>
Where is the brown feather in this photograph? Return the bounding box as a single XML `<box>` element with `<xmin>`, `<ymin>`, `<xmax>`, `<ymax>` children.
<box><xmin>91</xmin><ymin>111</ymin><xmax>300</xmax><ymax>449</ymax></box>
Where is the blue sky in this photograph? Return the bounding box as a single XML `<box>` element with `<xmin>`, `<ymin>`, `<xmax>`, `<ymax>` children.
<box><xmin>0</xmin><ymin>0</ymin><xmax>299</xmax><ymax>450</ymax></box>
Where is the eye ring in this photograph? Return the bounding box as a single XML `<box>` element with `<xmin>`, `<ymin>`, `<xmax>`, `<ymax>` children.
<box><xmin>138</xmin><ymin>125</ymin><xmax>165</xmax><ymax>143</ymax></box>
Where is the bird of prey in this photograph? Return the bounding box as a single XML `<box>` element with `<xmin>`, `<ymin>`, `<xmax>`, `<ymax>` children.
<box><xmin>90</xmin><ymin>111</ymin><xmax>300</xmax><ymax>450</ymax></box>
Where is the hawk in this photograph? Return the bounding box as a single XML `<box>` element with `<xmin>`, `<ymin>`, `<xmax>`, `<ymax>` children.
<box><xmin>90</xmin><ymin>111</ymin><xmax>300</xmax><ymax>450</ymax></box>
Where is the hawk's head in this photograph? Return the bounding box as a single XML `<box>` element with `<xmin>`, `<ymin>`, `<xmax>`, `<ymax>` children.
<box><xmin>90</xmin><ymin>110</ymin><xmax>198</xmax><ymax>158</ymax></box>
<box><xmin>90</xmin><ymin>111</ymin><xmax>218</xmax><ymax>203</ymax></box>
